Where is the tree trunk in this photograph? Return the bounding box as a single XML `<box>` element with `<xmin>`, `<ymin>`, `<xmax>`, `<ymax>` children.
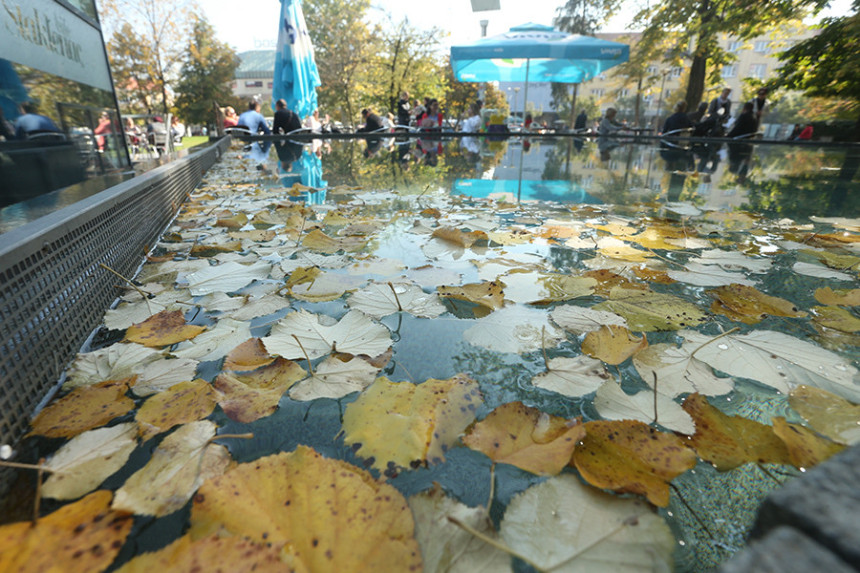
<box><xmin>634</xmin><ymin>76</ymin><xmax>642</xmax><ymax>127</ymax></box>
<box><xmin>685</xmin><ymin>54</ymin><xmax>707</xmax><ymax>111</ymax></box>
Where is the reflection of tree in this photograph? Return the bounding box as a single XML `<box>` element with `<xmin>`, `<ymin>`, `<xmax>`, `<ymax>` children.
<box><xmin>15</xmin><ymin>64</ymin><xmax>114</xmax><ymax>125</ymax></box>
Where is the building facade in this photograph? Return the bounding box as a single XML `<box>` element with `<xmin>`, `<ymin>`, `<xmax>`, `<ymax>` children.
<box><xmin>231</xmin><ymin>51</ymin><xmax>276</xmax><ymax>106</ymax></box>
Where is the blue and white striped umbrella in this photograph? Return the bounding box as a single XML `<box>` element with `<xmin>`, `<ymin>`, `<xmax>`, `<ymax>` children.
<box><xmin>272</xmin><ymin>0</ymin><xmax>321</xmax><ymax>119</ymax></box>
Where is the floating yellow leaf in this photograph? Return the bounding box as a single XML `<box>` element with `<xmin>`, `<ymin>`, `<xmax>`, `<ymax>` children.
<box><xmin>801</xmin><ymin>248</ymin><xmax>860</xmax><ymax>271</ymax></box>
<box><xmin>789</xmin><ymin>385</ymin><xmax>860</xmax><ymax>445</ymax></box>
<box><xmin>431</xmin><ymin>226</ymin><xmax>489</xmax><ymax>247</ymax></box>
<box><xmin>583</xmin><ymin>269</ymin><xmax>647</xmax><ymax>297</ymax></box>
<box><xmin>593</xmin><ymin>286</ymin><xmax>708</xmax><ymax>331</ymax></box>
<box><xmin>29</xmin><ymin>378</ymin><xmax>136</xmax><ymax>439</ymax></box>
<box><xmin>189</xmin><ymin>446</ymin><xmax>422</xmax><ymax>572</ymax></box>
<box><xmin>596</xmin><ymin>236</ymin><xmax>651</xmax><ymax>262</ymax></box>
<box><xmin>463</xmin><ymin>401</ymin><xmax>584</xmax><ymax>475</ymax></box>
<box><xmin>214</xmin><ymin>211</ymin><xmax>249</xmax><ymax>229</ymax></box>
<box><xmin>681</xmin><ymin>393</ymin><xmax>792</xmax><ymax>471</ymax></box>
<box><xmin>632</xmin><ymin>266</ymin><xmax>676</xmax><ymax>284</ymax></box>
<box><xmin>572</xmin><ymin>420</ymin><xmax>697</xmax><ymax>506</ymax></box>
<box><xmin>189</xmin><ymin>243</ymin><xmax>242</xmax><ymax>257</ymax></box>
<box><xmin>302</xmin><ymin>229</ymin><xmax>367</xmax><ymax>253</ymax></box>
<box><xmin>223</xmin><ymin>338</ymin><xmax>277</xmax><ymax>371</ymax></box>
<box><xmin>215</xmin><ymin>357</ymin><xmax>306</xmax><ymax>422</ymax></box>
<box><xmin>771</xmin><ymin>417</ymin><xmax>845</xmax><ymax>469</ymax></box>
<box><xmin>708</xmin><ymin>283</ymin><xmax>806</xmax><ymax>324</ymax></box>
<box><xmin>811</xmin><ymin>305</ymin><xmax>860</xmax><ymax>333</ymax></box>
<box><xmin>581</xmin><ymin>325</ymin><xmax>648</xmax><ymax>365</ymax></box>
<box><xmin>0</xmin><ymin>491</ymin><xmax>133</xmax><ymax>573</ymax></box>
<box><xmin>124</xmin><ymin>310</ymin><xmax>206</xmax><ymax>347</ymax></box>
<box><xmin>500</xmin><ymin>273</ymin><xmax>596</xmax><ymax>304</ymax></box>
<box><xmin>113</xmin><ymin>420</ymin><xmax>231</xmax><ymax>517</ymax></box>
<box><xmin>437</xmin><ymin>281</ymin><xmax>505</xmax><ymax>311</ymax></box>
<box><xmin>115</xmin><ymin>534</ymin><xmax>289</xmax><ymax>573</ymax></box>
<box><xmin>285</xmin><ymin>266</ymin><xmax>321</xmax><ymax>289</ymax></box>
<box><xmin>620</xmin><ymin>226</ymin><xmax>687</xmax><ymax>251</ymax></box>
<box><xmin>814</xmin><ymin>287</ymin><xmax>860</xmax><ymax>306</ymax></box>
<box><xmin>343</xmin><ymin>375</ymin><xmax>482</xmax><ymax>471</ymax></box>
<box><xmin>136</xmin><ymin>379</ymin><xmax>218</xmax><ymax>441</ymax></box>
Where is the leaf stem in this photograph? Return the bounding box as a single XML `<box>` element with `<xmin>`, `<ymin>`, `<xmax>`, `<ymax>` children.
<box><xmin>0</xmin><ymin>460</ymin><xmax>65</xmax><ymax>474</ymax></box>
<box><xmin>545</xmin><ymin>518</ymin><xmax>633</xmax><ymax>571</ymax></box>
<box><xmin>99</xmin><ymin>263</ymin><xmax>152</xmax><ymax>315</ymax></box>
<box><xmin>291</xmin><ymin>334</ymin><xmax>314</xmax><ymax>376</ymax></box>
<box><xmin>689</xmin><ymin>327</ymin><xmax>741</xmax><ymax>360</ymax></box>
<box><xmin>756</xmin><ymin>463</ymin><xmax>783</xmax><ymax>486</ymax></box>
<box><xmin>541</xmin><ymin>326</ymin><xmax>550</xmax><ymax>371</ymax></box>
<box><xmin>669</xmin><ymin>482</ymin><xmax>715</xmax><ymax>539</ymax></box>
<box><xmin>447</xmin><ymin>515</ymin><xmax>545</xmax><ymax>572</ymax></box>
<box><xmin>652</xmin><ymin>371</ymin><xmax>659</xmax><ymax>426</ymax></box>
<box><xmin>487</xmin><ymin>462</ymin><xmax>496</xmax><ymax>510</ymax></box>
<box><xmin>387</xmin><ymin>282</ymin><xmax>403</xmax><ymax>311</ymax></box>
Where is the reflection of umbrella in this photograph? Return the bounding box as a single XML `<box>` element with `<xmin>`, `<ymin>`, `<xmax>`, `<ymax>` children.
<box><xmin>452</xmin><ymin>179</ymin><xmax>601</xmax><ymax>204</ymax></box>
<box><xmin>450</xmin><ymin>23</ymin><xmax>628</xmax><ymax>112</ymax></box>
<box><xmin>273</xmin><ymin>0</ymin><xmax>321</xmax><ymax>119</ymax></box>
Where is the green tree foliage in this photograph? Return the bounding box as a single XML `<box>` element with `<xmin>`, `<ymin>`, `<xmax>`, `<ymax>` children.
<box><xmin>633</xmin><ymin>0</ymin><xmax>824</xmax><ymax>111</ymax></box>
<box><xmin>100</xmin><ymin>0</ymin><xmax>201</xmax><ymax>115</ymax></box>
<box><xmin>174</xmin><ymin>18</ymin><xmax>240</xmax><ymax>127</ymax></box>
<box><xmin>775</xmin><ymin>1</ymin><xmax>860</xmax><ymax>132</ymax></box>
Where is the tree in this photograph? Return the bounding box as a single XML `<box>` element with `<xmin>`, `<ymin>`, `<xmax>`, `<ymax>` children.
<box><xmin>775</xmin><ymin>0</ymin><xmax>860</xmax><ymax>136</ymax></box>
<box><xmin>632</xmin><ymin>0</ymin><xmax>825</xmax><ymax>111</ymax></box>
<box><xmin>107</xmin><ymin>23</ymin><xmax>158</xmax><ymax>114</ymax></box>
<box><xmin>174</xmin><ymin>18</ymin><xmax>240</xmax><ymax>126</ymax></box>
<box><xmin>100</xmin><ymin>0</ymin><xmax>200</xmax><ymax>116</ymax></box>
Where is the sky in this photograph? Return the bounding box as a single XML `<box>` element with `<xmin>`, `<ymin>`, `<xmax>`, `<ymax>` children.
<box><xmin>204</xmin><ymin>0</ymin><xmax>852</xmax><ymax>54</ymax></box>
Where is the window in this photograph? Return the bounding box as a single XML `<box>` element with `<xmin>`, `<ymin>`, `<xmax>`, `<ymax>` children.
<box><xmin>598</xmin><ymin>73</ymin><xmax>606</xmax><ymax>80</ymax></box>
<box><xmin>618</xmin><ymin>88</ymin><xmax>630</xmax><ymax>98</ymax></box>
<box><xmin>754</xmin><ymin>40</ymin><xmax>769</xmax><ymax>53</ymax></box>
<box><xmin>671</xmin><ymin>67</ymin><xmax>683</xmax><ymax>78</ymax></box>
<box><xmin>647</xmin><ymin>65</ymin><xmax>658</xmax><ymax>75</ymax></box>
<box><xmin>664</xmin><ymin>89</ymin><xmax>673</xmax><ymax>98</ymax></box>
<box><xmin>722</xmin><ymin>64</ymin><xmax>737</xmax><ymax>78</ymax></box>
<box><xmin>727</xmin><ymin>40</ymin><xmax>742</xmax><ymax>52</ymax></box>
<box><xmin>245</xmin><ymin>80</ymin><xmax>263</xmax><ymax>88</ymax></box>
<box><xmin>749</xmin><ymin>63</ymin><xmax>767</xmax><ymax>79</ymax></box>
<box><xmin>591</xmin><ymin>88</ymin><xmax>605</xmax><ymax>97</ymax></box>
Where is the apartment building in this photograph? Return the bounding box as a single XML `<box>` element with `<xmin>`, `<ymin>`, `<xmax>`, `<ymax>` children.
<box><xmin>231</xmin><ymin>50</ymin><xmax>276</xmax><ymax>102</ymax></box>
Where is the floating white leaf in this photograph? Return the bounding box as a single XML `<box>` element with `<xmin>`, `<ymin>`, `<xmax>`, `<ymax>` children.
<box><xmin>668</xmin><ymin>261</ymin><xmax>755</xmax><ymax>287</ymax></box>
<box><xmin>633</xmin><ymin>343</ymin><xmax>733</xmax><ymax>398</ymax></box>
<box><xmin>792</xmin><ymin>261</ymin><xmax>854</xmax><ymax>281</ymax></box>
<box><xmin>348</xmin><ymin>281</ymin><xmax>446</xmax><ymax>319</ymax></box>
<box><xmin>691</xmin><ymin>249</ymin><xmax>772</xmax><ymax>273</ymax></box>
<box><xmin>501</xmin><ymin>273</ymin><xmax>596</xmax><ymax>304</ymax></box>
<box><xmin>104</xmin><ymin>291</ymin><xmax>191</xmax><ymax>331</ymax></box>
<box><xmin>550</xmin><ymin>305</ymin><xmax>627</xmax><ymax>335</ymax></box>
<box><xmin>263</xmin><ymin>309</ymin><xmax>391</xmax><ymax>360</ymax></box>
<box><xmin>593</xmin><ymin>380</ymin><xmax>695</xmax><ymax>434</ymax></box>
<box><xmin>224</xmin><ymin>294</ymin><xmax>290</xmax><ymax>321</ymax></box>
<box><xmin>288</xmin><ymin>357</ymin><xmax>380</xmax><ymax>401</ymax></box>
<box><xmin>464</xmin><ymin>306</ymin><xmax>566</xmax><ymax>354</ymax></box>
<box><xmin>172</xmin><ymin>319</ymin><xmax>252</xmax><ymax>362</ymax></box>
<box><xmin>133</xmin><ymin>357</ymin><xmax>200</xmax><ymax>397</ymax></box>
<box><xmin>532</xmin><ymin>356</ymin><xmax>610</xmax><ymax>397</ymax></box>
<box><xmin>65</xmin><ymin>343</ymin><xmax>161</xmax><ymax>389</ymax></box>
<box><xmin>184</xmin><ymin>261</ymin><xmax>271</xmax><ymax>296</ymax></box>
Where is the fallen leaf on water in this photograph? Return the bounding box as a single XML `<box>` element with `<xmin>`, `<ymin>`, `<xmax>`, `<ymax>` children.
<box><xmin>215</xmin><ymin>357</ymin><xmax>306</xmax><ymax>423</ymax></box>
<box><xmin>124</xmin><ymin>310</ymin><xmax>207</xmax><ymax>348</ymax></box>
<box><xmin>136</xmin><ymin>379</ymin><xmax>218</xmax><ymax>441</ymax></box>
<box><xmin>582</xmin><ymin>269</ymin><xmax>647</xmax><ymax>297</ymax></box>
<box><xmin>681</xmin><ymin>393</ymin><xmax>792</xmax><ymax>471</ymax></box>
<box><xmin>499</xmin><ymin>474</ymin><xmax>675</xmax><ymax>572</ymax></box>
<box><xmin>667</xmin><ymin>261</ymin><xmax>756</xmax><ymax>287</ymax></box>
<box><xmin>184</xmin><ymin>261</ymin><xmax>271</xmax><ymax>296</ymax></box>
<box><xmin>29</xmin><ymin>378</ymin><xmax>136</xmax><ymax>439</ymax></box>
<box><xmin>789</xmin><ymin>385</ymin><xmax>860</xmax><ymax>445</ymax></box>
<box><xmin>814</xmin><ymin>287</ymin><xmax>860</xmax><ymax>306</ymax></box>
<box><xmin>302</xmin><ymin>228</ymin><xmax>367</xmax><ymax>253</ymax></box>
<box><xmin>214</xmin><ymin>211</ymin><xmax>248</xmax><ymax>229</ymax></box>
<box><xmin>408</xmin><ymin>485</ymin><xmax>512</xmax><ymax>573</ymax></box>
<box><xmin>437</xmin><ymin>281</ymin><xmax>505</xmax><ymax>311</ymax></box>
<box><xmin>262</xmin><ymin>309</ymin><xmax>392</xmax><ymax>360</ymax></box>
<box><xmin>223</xmin><ymin>338</ymin><xmax>277</xmax><ymax>371</ymax></box>
<box><xmin>595</xmin><ymin>236</ymin><xmax>652</xmax><ymax>262</ymax></box>
<box><xmin>593</xmin><ymin>380</ymin><xmax>694</xmax><ymax>434</ymax></box>
<box><xmin>171</xmin><ymin>318</ymin><xmax>252</xmax><ymax>362</ymax></box>
<box><xmin>572</xmin><ymin>419</ymin><xmax>697</xmax><ymax>506</ymax></box>
<box><xmin>801</xmin><ymin>248</ymin><xmax>860</xmax><ymax>271</ymax></box>
<box><xmin>811</xmin><ymin>305</ymin><xmax>860</xmax><ymax>333</ymax></box>
<box><xmin>550</xmin><ymin>305</ymin><xmax>627</xmax><ymax>335</ymax></box>
<box><xmin>64</xmin><ymin>343</ymin><xmax>160</xmax><ymax>389</ymax></box>
<box><xmin>348</xmin><ymin>281</ymin><xmax>446</xmax><ymax>318</ymax></box>
<box><xmin>113</xmin><ymin>420</ymin><xmax>231</xmax><ymax>517</ymax></box>
<box><xmin>0</xmin><ymin>491</ymin><xmax>133</xmax><ymax>573</ymax></box>
<box><xmin>708</xmin><ymin>284</ymin><xmax>807</xmax><ymax>324</ymax></box>
<box><xmin>463</xmin><ymin>402</ymin><xmax>584</xmax><ymax>475</ymax></box>
<box><xmin>500</xmin><ymin>272</ymin><xmax>596</xmax><ymax>305</ymax></box>
<box><xmin>632</xmin><ymin>266</ymin><xmax>676</xmax><ymax>284</ymax></box>
<box><xmin>42</xmin><ymin>423</ymin><xmax>138</xmax><ymax>500</ymax></box>
<box><xmin>432</xmin><ymin>226</ymin><xmax>489</xmax><ymax>247</ymax></box>
<box><xmin>633</xmin><ymin>343</ymin><xmax>734</xmax><ymax>398</ymax></box>
<box><xmin>224</xmin><ymin>293</ymin><xmax>290</xmax><ymax>321</ymax></box>
<box><xmin>343</xmin><ymin>375</ymin><xmax>481</xmax><ymax>471</ymax></box>
<box><xmin>771</xmin><ymin>417</ymin><xmax>845</xmax><ymax>469</ymax></box>
<box><xmin>289</xmin><ymin>356</ymin><xmax>379</xmax><ymax>400</ymax></box>
<box><xmin>581</xmin><ymin>325</ymin><xmax>648</xmax><ymax>365</ymax></box>
<box><xmin>531</xmin><ymin>355</ymin><xmax>610</xmax><ymax>397</ymax></box>
<box><xmin>290</xmin><ymin>271</ymin><xmax>366</xmax><ymax>303</ymax></box>
<box><xmin>593</xmin><ymin>287</ymin><xmax>708</xmax><ymax>332</ymax></box>
<box><xmin>464</xmin><ymin>305</ymin><xmax>566</xmax><ymax>354</ymax></box>
<box><xmin>792</xmin><ymin>261</ymin><xmax>854</xmax><ymax>281</ymax></box>
<box><xmin>188</xmin><ymin>446</ymin><xmax>422</xmax><ymax>572</ymax></box>
<box><xmin>131</xmin><ymin>357</ymin><xmax>200</xmax><ymax>397</ymax></box>
<box><xmin>115</xmin><ymin>534</ymin><xmax>289</xmax><ymax>573</ymax></box>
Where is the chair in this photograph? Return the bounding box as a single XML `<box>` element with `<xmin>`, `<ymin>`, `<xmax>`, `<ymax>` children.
<box><xmin>27</xmin><ymin>130</ymin><xmax>66</xmax><ymax>142</ymax></box>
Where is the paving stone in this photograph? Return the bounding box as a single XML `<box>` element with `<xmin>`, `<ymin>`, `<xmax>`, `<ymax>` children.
<box><xmin>719</xmin><ymin>526</ymin><xmax>855</xmax><ymax>573</ymax></box>
<box><xmin>753</xmin><ymin>444</ymin><xmax>860</xmax><ymax>569</ymax></box>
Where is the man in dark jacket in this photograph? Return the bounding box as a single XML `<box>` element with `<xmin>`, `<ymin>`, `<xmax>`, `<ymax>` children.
<box><xmin>662</xmin><ymin>101</ymin><xmax>692</xmax><ymax>134</ymax></box>
<box><xmin>396</xmin><ymin>91</ymin><xmax>411</xmax><ymax>127</ymax></box>
<box><xmin>356</xmin><ymin>108</ymin><xmax>384</xmax><ymax>133</ymax></box>
<box><xmin>273</xmin><ymin>99</ymin><xmax>302</xmax><ymax>134</ymax></box>
<box><xmin>728</xmin><ymin>102</ymin><xmax>758</xmax><ymax>138</ymax></box>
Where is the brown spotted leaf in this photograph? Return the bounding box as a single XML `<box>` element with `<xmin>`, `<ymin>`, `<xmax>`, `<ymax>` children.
<box><xmin>708</xmin><ymin>284</ymin><xmax>806</xmax><ymax>324</ymax></box>
<box><xmin>437</xmin><ymin>281</ymin><xmax>505</xmax><ymax>311</ymax></box>
<box><xmin>29</xmin><ymin>378</ymin><xmax>136</xmax><ymax>439</ymax></box>
<box><xmin>223</xmin><ymin>338</ymin><xmax>277</xmax><ymax>371</ymax></box>
<box><xmin>136</xmin><ymin>379</ymin><xmax>218</xmax><ymax>441</ymax></box>
<box><xmin>215</xmin><ymin>357</ymin><xmax>306</xmax><ymax>423</ymax></box>
<box><xmin>124</xmin><ymin>310</ymin><xmax>206</xmax><ymax>347</ymax></box>
<box><xmin>431</xmin><ymin>226</ymin><xmax>489</xmax><ymax>247</ymax></box>
<box><xmin>593</xmin><ymin>287</ymin><xmax>708</xmax><ymax>331</ymax></box>
<box><xmin>581</xmin><ymin>325</ymin><xmax>648</xmax><ymax>365</ymax></box>
<box><xmin>772</xmin><ymin>417</ymin><xmax>845</xmax><ymax>469</ymax></box>
<box><xmin>463</xmin><ymin>402</ymin><xmax>584</xmax><ymax>475</ymax></box>
<box><xmin>302</xmin><ymin>229</ymin><xmax>367</xmax><ymax>253</ymax></box>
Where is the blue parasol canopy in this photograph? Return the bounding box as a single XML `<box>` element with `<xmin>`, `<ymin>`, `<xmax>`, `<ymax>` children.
<box><xmin>273</xmin><ymin>0</ymin><xmax>321</xmax><ymax>119</ymax></box>
<box><xmin>450</xmin><ymin>23</ymin><xmax>629</xmax><ymax>84</ymax></box>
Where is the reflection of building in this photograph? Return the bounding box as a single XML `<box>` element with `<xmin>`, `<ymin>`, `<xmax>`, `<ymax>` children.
<box><xmin>232</xmin><ymin>51</ymin><xmax>276</xmax><ymax>102</ymax></box>
<box><xmin>0</xmin><ymin>0</ymin><xmax>129</xmax><ymax>206</ymax></box>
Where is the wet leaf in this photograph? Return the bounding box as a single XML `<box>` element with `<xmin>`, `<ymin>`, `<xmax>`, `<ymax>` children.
<box><xmin>595</xmin><ymin>236</ymin><xmax>651</xmax><ymax>262</ymax></box>
<box><xmin>184</xmin><ymin>261</ymin><xmax>271</xmax><ymax>296</ymax></box>
<box><xmin>409</xmin><ymin>485</ymin><xmax>512</xmax><ymax>573</ymax></box>
<box><xmin>172</xmin><ymin>318</ymin><xmax>252</xmax><ymax>362</ymax></box>
<box><xmin>593</xmin><ymin>287</ymin><xmax>708</xmax><ymax>331</ymax></box>
<box><xmin>30</xmin><ymin>378</ymin><xmax>136</xmax><ymax>439</ymax></box>
<box><xmin>437</xmin><ymin>281</ymin><xmax>505</xmax><ymax>311</ymax></box>
<box><xmin>632</xmin><ymin>266</ymin><xmax>676</xmax><ymax>284</ymax></box>
<box><xmin>594</xmin><ymin>380</ymin><xmax>694</xmax><ymax>434</ymax></box>
<box><xmin>691</xmin><ymin>249</ymin><xmax>772</xmax><ymax>273</ymax></box>
<box><xmin>224</xmin><ymin>293</ymin><xmax>290</xmax><ymax>321</ymax></box>
<box><xmin>288</xmin><ymin>356</ymin><xmax>379</xmax><ymax>400</ymax></box>
<box><xmin>0</xmin><ymin>491</ymin><xmax>133</xmax><ymax>573</ymax></box>
<box><xmin>432</xmin><ymin>226</ymin><xmax>489</xmax><ymax>247</ymax></box>
<box><xmin>131</xmin><ymin>357</ymin><xmax>200</xmax><ymax>397</ymax></box>
<box><xmin>531</xmin><ymin>355</ymin><xmax>611</xmax><ymax>397</ymax></box>
<box><xmin>464</xmin><ymin>305</ymin><xmax>566</xmax><ymax>354</ymax></box>
<box><xmin>302</xmin><ymin>228</ymin><xmax>367</xmax><ymax>253</ymax></box>
<box><xmin>667</xmin><ymin>262</ymin><xmax>756</xmax><ymax>287</ymax></box>
<box><xmin>582</xmin><ymin>325</ymin><xmax>648</xmax><ymax>365</ymax></box>
<box><xmin>789</xmin><ymin>385</ymin><xmax>860</xmax><ymax>445</ymax></box>
<box><xmin>342</xmin><ymin>375</ymin><xmax>481</xmax><ymax>470</ymax></box>
<box><xmin>290</xmin><ymin>271</ymin><xmax>366</xmax><ymax>303</ymax></box>
<box><xmin>65</xmin><ymin>343</ymin><xmax>160</xmax><ymax>389</ymax></box>
<box><xmin>136</xmin><ymin>379</ymin><xmax>218</xmax><ymax>441</ymax></box>
<box><xmin>262</xmin><ymin>309</ymin><xmax>392</xmax><ymax>360</ymax></box>
<box><xmin>115</xmin><ymin>534</ymin><xmax>288</xmax><ymax>573</ymax></box>
<box><xmin>814</xmin><ymin>287</ymin><xmax>860</xmax><ymax>306</ymax></box>
<box><xmin>189</xmin><ymin>446</ymin><xmax>422</xmax><ymax>571</ymax></box>
<box><xmin>572</xmin><ymin>420</ymin><xmax>697</xmax><ymax>506</ymax></box>
<box><xmin>681</xmin><ymin>393</ymin><xmax>792</xmax><ymax>471</ymax></box>
<box><xmin>811</xmin><ymin>306</ymin><xmax>860</xmax><ymax>333</ymax></box>
<box><xmin>620</xmin><ymin>226</ymin><xmax>688</xmax><ymax>251</ymax></box>
<box><xmin>500</xmin><ymin>272</ymin><xmax>596</xmax><ymax>305</ymax></box>
<box><xmin>43</xmin><ymin>423</ymin><xmax>138</xmax><ymax>500</ymax></box>
<box><xmin>582</xmin><ymin>269</ymin><xmax>647</xmax><ymax>297</ymax></box>
<box><xmin>113</xmin><ymin>421</ymin><xmax>231</xmax><ymax>517</ymax></box>
<box><xmin>463</xmin><ymin>402</ymin><xmax>584</xmax><ymax>475</ymax></box>
<box><xmin>708</xmin><ymin>284</ymin><xmax>807</xmax><ymax>324</ymax></box>
<box><xmin>801</xmin><ymin>248</ymin><xmax>860</xmax><ymax>271</ymax></box>
<box><xmin>104</xmin><ymin>290</ymin><xmax>191</xmax><ymax>330</ymax></box>
<box><xmin>792</xmin><ymin>261</ymin><xmax>854</xmax><ymax>281</ymax></box>
<box><xmin>124</xmin><ymin>310</ymin><xmax>206</xmax><ymax>348</ymax></box>
<box><xmin>348</xmin><ymin>281</ymin><xmax>446</xmax><ymax>318</ymax></box>
<box><xmin>223</xmin><ymin>338</ymin><xmax>277</xmax><ymax>371</ymax></box>
<box><xmin>771</xmin><ymin>417</ymin><xmax>845</xmax><ymax>469</ymax></box>
<box><xmin>499</xmin><ymin>474</ymin><xmax>675</xmax><ymax>571</ymax></box>
<box><xmin>633</xmin><ymin>343</ymin><xmax>734</xmax><ymax>398</ymax></box>
<box><xmin>680</xmin><ymin>330</ymin><xmax>860</xmax><ymax>401</ymax></box>
<box><xmin>550</xmin><ymin>305</ymin><xmax>627</xmax><ymax>334</ymax></box>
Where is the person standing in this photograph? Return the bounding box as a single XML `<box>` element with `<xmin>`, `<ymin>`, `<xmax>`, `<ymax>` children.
<box><xmin>707</xmin><ymin>88</ymin><xmax>732</xmax><ymax>125</ymax></box>
<box><xmin>749</xmin><ymin>87</ymin><xmax>769</xmax><ymax>129</ymax></box>
<box><xmin>396</xmin><ymin>91</ymin><xmax>411</xmax><ymax>127</ymax></box>
<box><xmin>273</xmin><ymin>99</ymin><xmax>301</xmax><ymax>134</ymax></box>
<box><xmin>237</xmin><ymin>100</ymin><xmax>271</xmax><ymax>135</ymax></box>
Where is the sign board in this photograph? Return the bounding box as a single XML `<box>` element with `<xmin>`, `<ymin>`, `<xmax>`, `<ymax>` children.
<box><xmin>0</xmin><ymin>0</ymin><xmax>113</xmax><ymax>92</ymax></box>
<box><xmin>470</xmin><ymin>0</ymin><xmax>501</xmax><ymax>12</ymax></box>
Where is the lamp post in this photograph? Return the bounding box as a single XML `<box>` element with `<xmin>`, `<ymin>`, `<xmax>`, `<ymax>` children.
<box><xmin>513</xmin><ymin>86</ymin><xmax>520</xmax><ymax>118</ymax></box>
